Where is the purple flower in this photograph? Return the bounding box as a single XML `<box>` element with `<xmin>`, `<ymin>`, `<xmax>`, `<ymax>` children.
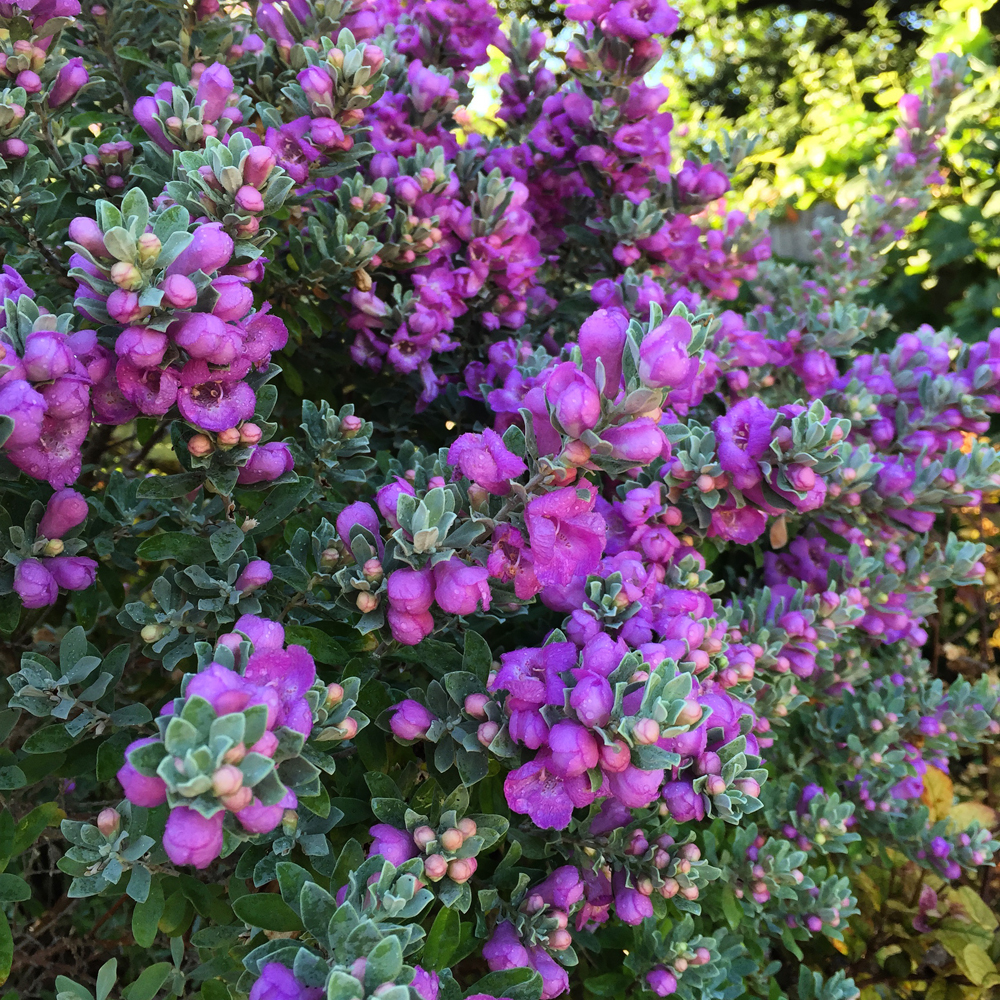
<box><xmin>49</xmin><ymin>57</ymin><xmax>88</xmax><ymax>107</ymax></box>
<box><xmin>13</xmin><ymin>558</ymin><xmax>57</xmax><ymax>608</ymax></box>
<box><xmin>116</xmin><ymin>327</ymin><xmax>168</xmax><ymax>369</ymax></box>
<box><xmin>0</xmin><ymin>263</ymin><xmax>33</xmax><ymax>301</ymax></box>
<box><xmin>387</xmin><ymin>567</ymin><xmax>434</xmax><ymax>614</ymax></box>
<box><xmin>387</xmin><ymin>608</ymin><xmax>435</xmax><ymax>645</ymax></box>
<box><xmin>165</xmin><ymin>223</ymin><xmax>234</xmax><ymax>278</ymax></box>
<box><xmin>484</xmin><ymin>921</ymin><xmax>532</xmax><ymax>972</ymax></box>
<box><xmin>712</xmin><ymin>398</ymin><xmax>775</xmax><ymax>491</ymax></box>
<box><xmin>600</xmin><ymin>418</ymin><xmax>668</xmax><ymax>464</ymax></box>
<box><xmin>243</xmin><ymin>644</ymin><xmax>317</xmax><ymax>735</ymax></box>
<box><xmin>236</xmin><ymin>788</ymin><xmax>296</xmax><ymax>834</ymax></box>
<box><xmin>528</xmin><ymin>946</ymin><xmax>570</xmax><ymax>1000</ymax></box>
<box><xmin>172</xmin><ymin>313</ymin><xmax>241</xmax><ymax>366</ymax></box>
<box><xmin>646</xmin><ymin>968</ymin><xmax>678</xmax><ymax>996</ymax></box>
<box><xmin>526</xmin><ymin>486</ymin><xmax>606</xmax><ymax>588</ymax></box>
<box><xmin>160</xmin><ymin>274</ymin><xmax>199</xmax><ymax>309</ymax></box>
<box><xmin>368</xmin><ymin>823</ymin><xmax>418</xmax><ymax>866</ymax></box>
<box><xmin>638</xmin><ymin>316</ymin><xmax>696</xmax><ymax>389</ymax></box>
<box><xmin>237</xmin><ymin>442</ymin><xmax>294</xmax><ymax>484</ymax></box>
<box><xmin>38</xmin><ymin>488</ymin><xmax>89</xmax><ymax>539</ymax></box>
<box><xmin>47</xmin><ymin>556</ymin><xmax>98</xmax><ymax>591</ymax></box>
<box><xmin>234</xmin><ymin>613</ymin><xmax>285</xmax><ymax>651</ymax></box>
<box><xmin>545</xmin><ymin>362</ymin><xmax>601</xmax><ymax>438</ymax></box>
<box><xmin>249</xmin><ymin>964</ymin><xmax>322</xmax><ymax>1000</ymax></box>
<box><xmin>390</xmin><ymin>699</ymin><xmax>436</xmax><ymax>740</ymax></box>
<box><xmin>570</xmin><ymin>673</ymin><xmax>613</xmax><ymax>728</ymax></box>
<box><xmin>234</xmin><ymin>559</ymin><xmax>272</xmax><ymax>593</ymax></box>
<box><xmin>177</xmin><ymin>367</ymin><xmax>256</xmax><ymax>432</ymax></box>
<box><xmin>490</xmin><ymin>642</ymin><xmax>577</xmax><ymax>707</ymax></box>
<box><xmin>606</xmin><ymin>764</ymin><xmax>664</xmax><ymax>808</ymax></box>
<box><xmin>533</xmin><ymin>865</ymin><xmax>586</xmax><ymax>910</ymax></box>
<box><xmin>547</xmin><ymin>720</ymin><xmax>599</xmax><ymax>777</ymax></box>
<box><xmin>194</xmin><ymin>62</ymin><xmax>235</xmax><ymax>123</ymax></box>
<box><xmin>410</xmin><ymin>968</ymin><xmax>440</xmax><ymax>1000</ymax></box>
<box><xmin>297</xmin><ymin>66</ymin><xmax>334</xmax><ymax>113</ymax></box>
<box><xmin>0</xmin><ymin>380</ymin><xmax>46</xmax><ymax>448</ymax></box>
<box><xmin>660</xmin><ymin>779</ymin><xmax>705</xmax><ymax>823</ymax></box>
<box><xmin>578</xmin><ymin>309</ymin><xmax>628</xmax><ymax>397</ymax></box>
<box><xmin>336</xmin><ymin>501</ymin><xmax>383</xmax><ymax>552</ymax></box>
<box><xmin>162</xmin><ymin>806</ymin><xmax>225</xmax><ymax>868</ymax></box>
<box><xmin>117</xmin><ymin>736</ymin><xmax>168</xmax><ymax>808</ymax></box>
<box><xmin>433</xmin><ymin>557</ymin><xmax>491</xmax><ymax>615</ymax></box>
<box><xmin>504</xmin><ymin>752</ymin><xmax>597</xmax><ymax>829</ymax></box>
<box><xmin>612</xmin><ymin>868</ymin><xmax>653</xmax><ymax>925</ymax></box>
<box><xmin>22</xmin><ymin>331</ymin><xmax>74</xmax><ymax>382</ymax></box>
<box><xmin>448</xmin><ymin>427</ymin><xmax>527</xmax><ymax>495</ymax></box>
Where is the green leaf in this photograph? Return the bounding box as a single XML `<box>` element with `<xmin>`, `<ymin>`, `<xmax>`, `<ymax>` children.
<box><xmin>422</xmin><ymin>906</ymin><xmax>460</xmax><ymax>970</ymax></box>
<box><xmin>124</xmin><ymin>963</ymin><xmax>173</xmax><ymax>1000</ymax></box>
<box><xmin>12</xmin><ymin>801</ymin><xmax>64</xmax><ymax>854</ymax></box>
<box><xmin>132</xmin><ymin>877</ymin><xmax>165</xmax><ymax>948</ymax></box>
<box><xmin>96</xmin><ymin>959</ymin><xmax>117</xmax><ymax>1000</ymax></box>
<box><xmin>462</xmin><ymin>632</ymin><xmax>492</xmax><ymax>685</ymax></box>
<box><xmin>116</xmin><ymin>46</ymin><xmax>158</xmax><ymax>69</ymax></box>
<box><xmin>721</xmin><ymin>885</ymin><xmax>743</xmax><ymax>930</ymax></box>
<box><xmin>232</xmin><ymin>893</ymin><xmax>304</xmax><ymax>932</ymax></box>
<box><xmin>0</xmin><ymin>593</ymin><xmax>19</xmax><ymax>635</ymax></box>
<box><xmin>23</xmin><ymin>724</ymin><xmax>76</xmax><ymax>754</ymax></box>
<box><xmin>467</xmin><ymin>969</ymin><xmax>543</xmax><ymax>1000</ymax></box>
<box><xmin>136</xmin><ymin>533</ymin><xmax>210</xmax><ymax>565</ymax></box>
<box><xmin>584</xmin><ymin>973</ymin><xmax>631</xmax><ymax>997</ymax></box>
<box><xmin>210</xmin><ymin>523</ymin><xmax>246</xmax><ymax>564</ymax></box>
<box><xmin>136</xmin><ymin>473</ymin><xmax>205</xmax><ymax>499</ymax></box>
<box><xmin>283</xmin><ymin>625</ymin><xmax>347</xmax><ymax>665</ymax></box>
<box><xmin>0</xmin><ymin>874</ymin><xmax>30</xmax><ymax>902</ymax></box>
<box><xmin>0</xmin><ymin>911</ymin><xmax>11</xmax><ymax>986</ymax></box>
<box><xmin>251</xmin><ymin>479</ymin><xmax>312</xmax><ymax>535</ymax></box>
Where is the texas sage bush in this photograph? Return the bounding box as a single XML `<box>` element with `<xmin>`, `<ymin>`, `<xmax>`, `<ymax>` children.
<box><xmin>0</xmin><ymin>2</ymin><xmax>998</xmax><ymax>999</ymax></box>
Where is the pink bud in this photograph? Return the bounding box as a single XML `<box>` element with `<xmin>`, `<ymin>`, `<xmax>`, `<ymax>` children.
<box><xmin>97</xmin><ymin>808</ymin><xmax>120</xmax><ymax>837</ymax></box>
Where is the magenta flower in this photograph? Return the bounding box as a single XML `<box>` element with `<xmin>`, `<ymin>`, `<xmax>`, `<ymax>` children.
<box><xmin>162</xmin><ymin>806</ymin><xmax>225</xmax><ymax>868</ymax></box>
<box><xmin>637</xmin><ymin>316</ymin><xmax>695</xmax><ymax>389</ymax></box>
<box><xmin>234</xmin><ymin>613</ymin><xmax>285</xmax><ymax>651</ymax></box>
<box><xmin>387</xmin><ymin>567</ymin><xmax>434</xmax><ymax>613</ymax></box>
<box><xmin>483</xmin><ymin>921</ymin><xmax>532</xmax><ymax>970</ymax></box>
<box><xmin>490</xmin><ymin>642</ymin><xmax>576</xmax><ymax>707</ymax></box>
<box><xmin>165</xmin><ymin>223</ymin><xmax>234</xmax><ymax>278</ymax></box>
<box><xmin>606</xmin><ymin>764</ymin><xmax>664</xmax><ymax>808</ymax></box>
<box><xmin>578</xmin><ymin>309</ymin><xmax>628</xmax><ymax>397</ymax></box>
<box><xmin>504</xmin><ymin>751</ymin><xmax>597</xmax><ymax>829</ymax></box>
<box><xmin>238</xmin><ymin>442</ymin><xmax>294</xmax><ymax>485</ymax></box>
<box><xmin>612</xmin><ymin>869</ymin><xmax>653</xmax><ymax>924</ymax></box>
<box><xmin>525</xmin><ymin>486</ymin><xmax>606</xmax><ymax>587</ymax></box>
<box><xmin>433</xmin><ymin>557</ymin><xmax>491</xmax><ymax>615</ymax></box>
<box><xmin>545</xmin><ymin>362</ymin><xmax>601</xmax><ymax>438</ymax></box>
<box><xmin>712</xmin><ymin>397</ymin><xmax>775</xmax><ymax>491</ymax></box>
<box><xmin>448</xmin><ymin>427</ymin><xmax>527</xmax><ymax>495</ymax></box>
<box><xmin>534</xmin><ymin>865</ymin><xmax>586</xmax><ymax>910</ymax></box>
<box><xmin>547</xmin><ymin>720</ymin><xmax>599</xmax><ymax>777</ymax></box>
<box><xmin>389</xmin><ymin>699</ymin><xmax>436</xmax><ymax>740</ymax></box>
<box><xmin>38</xmin><ymin>488</ymin><xmax>89</xmax><ymax>539</ymax></box>
<box><xmin>410</xmin><ymin>968</ymin><xmax>440</xmax><ymax>1000</ymax></box>
<box><xmin>336</xmin><ymin>501</ymin><xmax>383</xmax><ymax>550</ymax></box>
<box><xmin>234</xmin><ymin>559</ymin><xmax>272</xmax><ymax>593</ymax></box>
<box><xmin>194</xmin><ymin>62</ymin><xmax>235</xmax><ymax>123</ymax></box>
<box><xmin>13</xmin><ymin>558</ymin><xmax>57</xmax><ymax>608</ymax></box>
<box><xmin>646</xmin><ymin>969</ymin><xmax>678</xmax><ymax>996</ymax></box>
<box><xmin>660</xmin><ymin>779</ymin><xmax>705</xmax><ymax>823</ymax></box>
<box><xmin>570</xmin><ymin>673</ymin><xmax>614</xmax><ymax>728</ymax></box>
<box><xmin>49</xmin><ymin>57</ymin><xmax>88</xmax><ymax>107</ymax></box>
<box><xmin>600</xmin><ymin>418</ymin><xmax>668</xmax><ymax>464</ymax></box>
<box><xmin>387</xmin><ymin>608</ymin><xmax>435</xmax><ymax>645</ymax></box>
<box><xmin>368</xmin><ymin>823</ymin><xmax>417</xmax><ymax>866</ymax></box>
<box><xmin>249</xmin><ymin>963</ymin><xmax>322</xmax><ymax>1000</ymax></box>
<box><xmin>177</xmin><ymin>367</ymin><xmax>256</xmax><ymax>432</ymax></box>
<box><xmin>47</xmin><ymin>556</ymin><xmax>98</xmax><ymax>591</ymax></box>
<box><xmin>117</xmin><ymin>737</ymin><xmax>167</xmax><ymax>808</ymax></box>
<box><xmin>528</xmin><ymin>945</ymin><xmax>570</xmax><ymax>1000</ymax></box>
<box><xmin>243</xmin><ymin>644</ymin><xmax>317</xmax><ymax>736</ymax></box>
<box><xmin>236</xmin><ymin>788</ymin><xmax>296</xmax><ymax>834</ymax></box>
<box><xmin>0</xmin><ymin>380</ymin><xmax>47</xmax><ymax>449</ymax></box>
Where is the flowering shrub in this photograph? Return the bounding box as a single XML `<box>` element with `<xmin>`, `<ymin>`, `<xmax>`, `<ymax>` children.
<box><xmin>0</xmin><ymin>2</ymin><xmax>998</xmax><ymax>999</ymax></box>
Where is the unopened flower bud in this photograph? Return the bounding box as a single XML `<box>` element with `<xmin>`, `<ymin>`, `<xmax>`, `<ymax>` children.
<box><xmin>223</xmin><ymin>742</ymin><xmax>246</xmax><ymax>763</ymax></box>
<box><xmin>633</xmin><ymin>718</ymin><xmax>660</xmax><ymax>745</ymax></box>
<box><xmin>325</xmin><ymin>682</ymin><xmax>344</xmax><ymax>708</ymax></box>
<box><xmin>659</xmin><ymin>878</ymin><xmax>679</xmax><ymax>898</ymax></box>
<box><xmin>356</xmin><ymin>591</ymin><xmax>379</xmax><ymax>613</ymax></box>
<box><xmin>221</xmin><ymin>786</ymin><xmax>253</xmax><ymax>811</ymax></box>
<box><xmin>447</xmin><ymin>858</ymin><xmax>473</xmax><ymax>883</ymax></box>
<box><xmin>188</xmin><ymin>434</ymin><xmax>213</xmax><ymax>457</ymax></box>
<box><xmin>97</xmin><ymin>808</ymin><xmax>120</xmax><ymax>838</ymax></box>
<box><xmin>477</xmin><ymin>721</ymin><xmax>499</xmax><ymax>746</ymax></box>
<box><xmin>42</xmin><ymin>538</ymin><xmax>65</xmax><ymax>557</ymax></box>
<box><xmin>137</xmin><ymin>232</ymin><xmax>161</xmax><ymax>262</ymax></box>
<box><xmin>362</xmin><ymin>558</ymin><xmax>383</xmax><ymax>583</ymax></box>
<box><xmin>441</xmin><ymin>828</ymin><xmax>464</xmax><ymax>852</ymax></box>
<box><xmin>217</xmin><ymin>426</ymin><xmax>241</xmax><ymax>448</ymax></box>
<box><xmin>110</xmin><ymin>261</ymin><xmax>143</xmax><ymax>290</ymax></box>
<box><xmin>464</xmin><ymin>693</ymin><xmax>489</xmax><ymax>719</ymax></box>
<box><xmin>413</xmin><ymin>826</ymin><xmax>436</xmax><ymax>850</ymax></box>
<box><xmin>424</xmin><ymin>853</ymin><xmax>448</xmax><ymax>880</ymax></box>
<box><xmin>140</xmin><ymin>623</ymin><xmax>168</xmax><ymax>643</ymax></box>
<box><xmin>239</xmin><ymin>422</ymin><xmax>262</xmax><ymax>445</ymax></box>
<box><xmin>547</xmin><ymin>928</ymin><xmax>572</xmax><ymax>950</ymax></box>
<box><xmin>458</xmin><ymin>817</ymin><xmax>477</xmax><ymax>838</ymax></box>
<box><xmin>212</xmin><ymin>764</ymin><xmax>244</xmax><ymax>797</ymax></box>
<box><xmin>676</xmin><ymin>700</ymin><xmax>703</xmax><ymax>726</ymax></box>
